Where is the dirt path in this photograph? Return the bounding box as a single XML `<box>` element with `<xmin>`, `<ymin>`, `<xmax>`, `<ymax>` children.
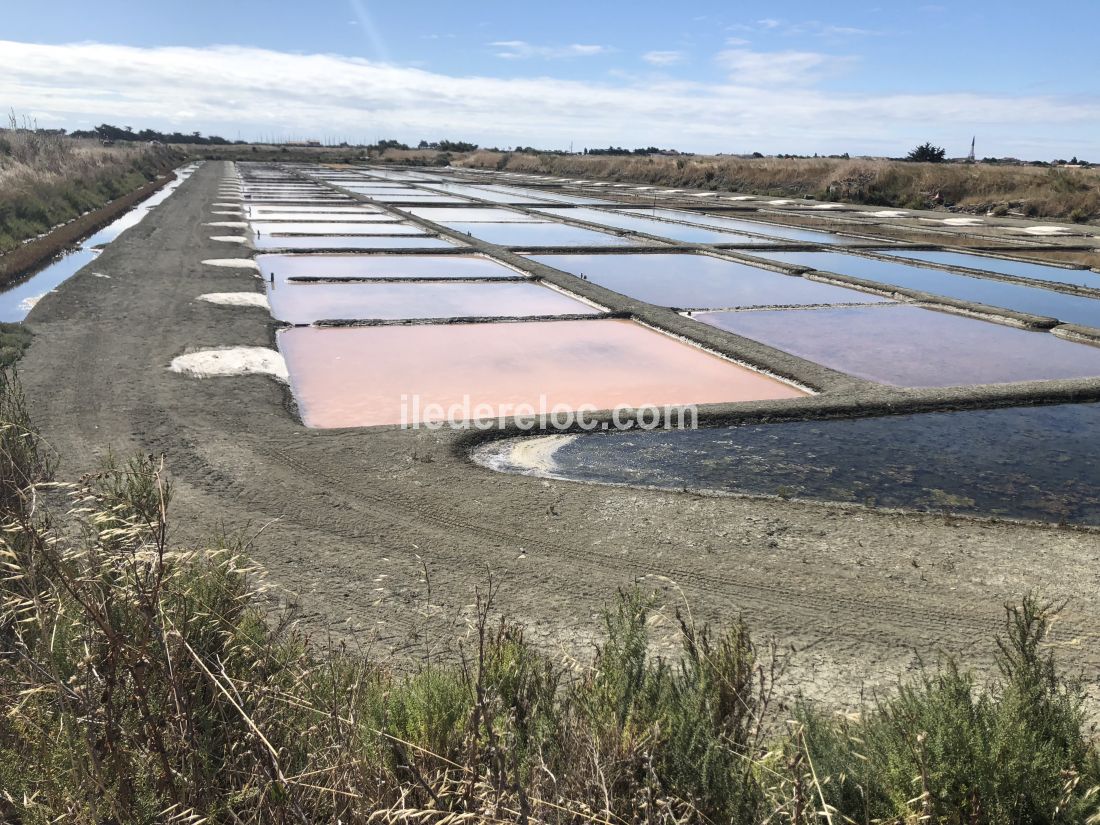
<box><xmin>20</xmin><ymin>161</ymin><xmax>1100</xmax><ymax>708</ymax></box>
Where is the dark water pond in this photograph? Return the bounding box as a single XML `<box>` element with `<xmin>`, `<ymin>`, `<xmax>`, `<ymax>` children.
<box><xmin>476</xmin><ymin>402</ymin><xmax>1100</xmax><ymax>525</ymax></box>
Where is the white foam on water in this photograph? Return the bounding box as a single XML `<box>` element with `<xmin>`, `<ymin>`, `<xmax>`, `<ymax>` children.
<box><xmin>210</xmin><ymin>235</ymin><xmax>248</xmax><ymax>244</ymax></box>
<box><xmin>860</xmin><ymin>210</ymin><xmax>908</xmax><ymax>217</ymax></box>
<box><xmin>940</xmin><ymin>217</ymin><xmax>985</xmax><ymax>225</ymax></box>
<box><xmin>18</xmin><ymin>294</ymin><xmax>44</xmax><ymax>311</ymax></box>
<box><xmin>170</xmin><ymin>347</ymin><xmax>288</xmax><ymax>382</ymax></box>
<box><xmin>811</xmin><ymin>204</ymin><xmax>844</xmax><ymax>210</ymax></box>
<box><xmin>198</xmin><ymin>292</ymin><xmax>269</xmax><ymax>308</ymax></box>
<box><xmin>474</xmin><ymin>434</ymin><xmax>578</xmax><ymax>475</ymax></box>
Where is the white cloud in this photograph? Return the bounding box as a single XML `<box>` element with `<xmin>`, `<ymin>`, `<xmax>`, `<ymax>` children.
<box><xmin>0</xmin><ymin>40</ymin><xmax>1096</xmax><ymax>157</ymax></box>
<box><xmin>642</xmin><ymin>50</ymin><xmax>685</xmax><ymax>66</ymax></box>
<box><xmin>715</xmin><ymin>48</ymin><xmax>854</xmax><ymax>86</ymax></box>
<box><xmin>489</xmin><ymin>40</ymin><xmax>611</xmax><ymax>59</ymax></box>
<box><xmin>730</xmin><ymin>19</ymin><xmax>881</xmax><ymax>38</ymax></box>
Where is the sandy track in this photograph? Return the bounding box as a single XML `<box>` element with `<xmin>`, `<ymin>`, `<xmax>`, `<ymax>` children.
<box><xmin>20</xmin><ymin>161</ymin><xmax>1100</xmax><ymax>707</ymax></box>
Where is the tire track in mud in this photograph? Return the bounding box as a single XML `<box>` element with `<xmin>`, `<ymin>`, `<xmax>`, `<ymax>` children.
<box><xmin>171</xmin><ymin>428</ymin><xmax>1012</xmax><ymax>643</ymax></box>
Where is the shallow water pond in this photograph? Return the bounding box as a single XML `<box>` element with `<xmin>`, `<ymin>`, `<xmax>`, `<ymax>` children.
<box><xmin>250</xmin><ymin>221</ymin><xmax>412</xmax><ymax>236</ymax></box>
<box><xmin>636</xmin><ymin>209</ymin><xmax>858</xmax><ymax>244</ymax></box>
<box><xmin>253</xmin><ymin>234</ymin><xmax>457</xmax><ymax>251</ymax></box>
<box><xmin>267</xmin><ymin>280</ymin><xmax>598</xmax><ymax>324</ymax></box>
<box><xmin>443</xmin><ymin>221</ymin><xmax>639</xmax><ymax>247</ymax></box>
<box><xmin>415</xmin><ymin>183</ymin><xmax>562</xmax><ymax>205</ymax></box>
<box><xmin>882</xmin><ymin>250</ymin><xmax>1100</xmax><ymax>288</ymax></box>
<box><xmin>402</xmin><ymin>207</ymin><xmax>547</xmax><ymax>223</ymax></box>
<box><xmin>533</xmin><ymin>208</ymin><xmax>766</xmax><ymax>244</ymax></box>
<box><xmin>697</xmin><ymin>304</ymin><xmax>1100</xmax><ymax>387</ymax></box>
<box><xmin>475</xmin><ymin>402</ymin><xmax>1100</xmax><ymax>526</ymax></box>
<box><xmin>530</xmin><ymin>253</ymin><xmax>888</xmax><ymax>309</ymax></box>
<box><xmin>752</xmin><ymin>251</ymin><xmax>1100</xmax><ymax>328</ymax></box>
<box><xmin>256</xmin><ymin>254</ymin><xmax>523</xmax><ymax>283</ymax></box>
<box><xmin>279</xmin><ymin>318</ymin><xmax>805</xmax><ymax>427</ymax></box>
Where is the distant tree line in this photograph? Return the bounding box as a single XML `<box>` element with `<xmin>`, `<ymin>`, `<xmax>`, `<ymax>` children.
<box><xmin>69</xmin><ymin>124</ymin><xmax>237</xmax><ymax>145</ymax></box>
<box><xmin>416</xmin><ymin>139</ymin><xmax>478</xmax><ymax>152</ymax></box>
<box><xmin>584</xmin><ymin>146</ymin><xmax>667</xmax><ymax>156</ymax></box>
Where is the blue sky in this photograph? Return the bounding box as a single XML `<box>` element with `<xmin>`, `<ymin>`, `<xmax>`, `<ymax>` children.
<box><xmin>3</xmin><ymin>0</ymin><xmax>1098</xmax><ymax>157</ymax></box>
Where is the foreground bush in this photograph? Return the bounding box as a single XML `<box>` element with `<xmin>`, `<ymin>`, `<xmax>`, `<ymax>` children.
<box><xmin>0</xmin><ymin>370</ymin><xmax>1097</xmax><ymax>823</ymax></box>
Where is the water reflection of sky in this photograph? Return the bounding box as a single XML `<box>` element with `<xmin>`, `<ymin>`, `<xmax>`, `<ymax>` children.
<box><xmin>0</xmin><ymin>164</ymin><xmax>201</xmax><ymax>322</ymax></box>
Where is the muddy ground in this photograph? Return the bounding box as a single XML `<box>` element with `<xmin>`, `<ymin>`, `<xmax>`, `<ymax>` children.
<box><xmin>20</xmin><ymin>161</ymin><xmax>1100</xmax><ymax>711</ymax></box>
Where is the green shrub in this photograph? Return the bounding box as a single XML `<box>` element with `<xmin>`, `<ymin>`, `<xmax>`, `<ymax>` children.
<box><xmin>799</xmin><ymin>596</ymin><xmax>1100</xmax><ymax>824</ymax></box>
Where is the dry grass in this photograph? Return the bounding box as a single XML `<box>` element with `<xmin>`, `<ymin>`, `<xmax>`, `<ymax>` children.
<box><xmin>0</xmin><ymin>129</ymin><xmax>180</xmax><ymax>253</ymax></box>
<box><xmin>453</xmin><ymin>152</ymin><xmax>1100</xmax><ymax>223</ymax></box>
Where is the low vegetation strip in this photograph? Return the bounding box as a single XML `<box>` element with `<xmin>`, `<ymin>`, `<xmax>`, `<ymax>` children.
<box><xmin>453</xmin><ymin>151</ymin><xmax>1100</xmax><ymax>223</ymax></box>
<box><xmin>0</xmin><ymin>371</ymin><xmax>1096</xmax><ymax>824</ymax></box>
<box><xmin>0</xmin><ymin>127</ymin><xmax>182</xmax><ymax>277</ymax></box>
<box><xmin>0</xmin><ymin>174</ymin><xmax>174</xmax><ymax>288</ymax></box>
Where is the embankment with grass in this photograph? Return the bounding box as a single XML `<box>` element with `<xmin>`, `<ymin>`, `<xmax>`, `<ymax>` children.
<box><xmin>450</xmin><ymin>151</ymin><xmax>1100</xmax><ymax>223</ymax></box>
<box><xmin>0</xmin><ymin>129</ymin><xmax>182</xmax><ymax>278</ymax></box>
<box><xmin>0</xmin><ymin>371</ymin><xmax>1097</xmax><ymax>824</ymax></box>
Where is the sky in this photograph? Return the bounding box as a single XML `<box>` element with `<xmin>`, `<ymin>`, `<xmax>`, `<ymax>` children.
<box><xmin>3</xmin><ymin>0</ymin><xmax>1098</xmax><ymax>158</ymax></box>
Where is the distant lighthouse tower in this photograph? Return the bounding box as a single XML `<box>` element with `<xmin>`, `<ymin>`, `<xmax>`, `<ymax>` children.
<box><xmin>967</xmin><ymin>136</ymin><xmax>976</xmax><ymax>163</ymax></box>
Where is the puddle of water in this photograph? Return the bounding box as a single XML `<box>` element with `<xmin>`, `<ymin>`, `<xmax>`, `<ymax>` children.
<box><xmin>752</xmin><ymin>251</ymin><xmax>1100</xmax><ymax>328</ymax></box>
<box><xmin>360</xmin><ymin>192</ymin><xmax>472</xmax><ymax>203</ymax></box>
<box><xmin>250</xmin><ymin>222</ymin><xmax>413</xmax><ymax>235</ymax></box>
<box><xmin>402</xmin><ymin>207</ymin><xmax>547</xmax><ymax>223</ymax></box>
<box><xmin>256</xmin><ymin>254</ymin><xmax>523</xmax><ymax>283</ymax></box>
<box><xmin>0</xmin><ymin>248</ymin><xmax>98</xmax><ymax>322</ymax></box>
<box><xmin>530</xmin><ymin>253</ymin><xmax>889</xmax><ymax>309</ymax></box>
<box><xmin>254</xmin><ymin>235</ymin><xmax>457</xmax><ymax>251</ymax></box>
<box><xmin>477</xmin><ymin>402</ymin><xmax>1100</xmax><ymax>526</ymax></box>
<box><xmin>698</xmin><ymin>304</ymin><xmax>1100</xmax><ymax>387</ymax></box>
<box><xmin>0</xmin><ymin>163</ymin><xmax>201</xmax><ymax>321</ymax></box>
<box><xmin>279</xmin><ymin>318</ymin><xmax>806</xmax><ymax>427</ymax></box>
<box><xmin>443</xmin><ymin>222</ymin><xmax>639</xmax><ymax>247</ymax></box>
<box><xmin>267</xmin><ymin>280</ymin><xmax>599</xmax><ymax>324</ymax></box>
<box><xmin>882</xmin><ymin>250</ymin><xmax>1100</xmax><ymax>289</ymax></box>
<box><xmin>636</xmin><ymin>209</ymin><xmax>857</xmax><ymax>244</ymax></box>
<box><xmin>536</xmin><ymin>208</ymin><xmax>781</xmax><ymax>244</ymax></box>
